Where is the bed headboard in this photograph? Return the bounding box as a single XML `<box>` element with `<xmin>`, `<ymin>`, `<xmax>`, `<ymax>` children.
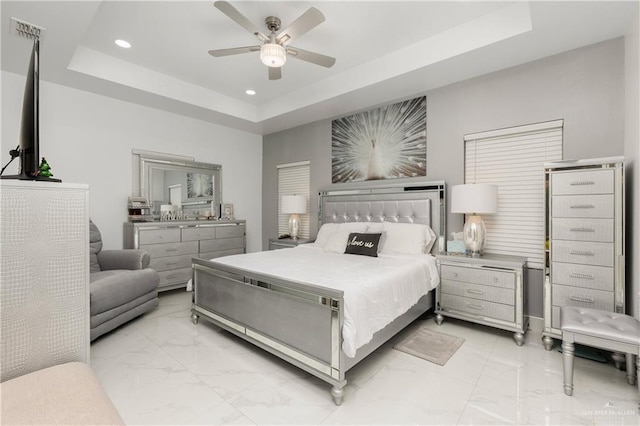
<box><xmin>318</xmin><ymin>180</ymin><xmax>446</xmax><ymax>253</ymax></box>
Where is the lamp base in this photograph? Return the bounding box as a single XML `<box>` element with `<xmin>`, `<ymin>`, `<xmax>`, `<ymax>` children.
<box><xmin>463</xmin><ymin>215</ymin><xmax>486</xmax><ymax>255</ymax></box>
<box><xmin>288</xmin><ymin>213</ymin><xmax>300</xmax><ymax>239</ymax></box>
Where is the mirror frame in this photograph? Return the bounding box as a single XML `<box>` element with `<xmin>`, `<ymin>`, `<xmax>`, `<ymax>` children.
<box><xmin>133</xmin><ymin>151</ymin><xmax>222</xmax><ymax>219</ymax></box>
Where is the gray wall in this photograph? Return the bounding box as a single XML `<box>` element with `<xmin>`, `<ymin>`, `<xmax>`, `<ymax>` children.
<box><xmin>263</xmin><ymin>38</ymin><xmax>626</xmax><ymax>320</ymax></box>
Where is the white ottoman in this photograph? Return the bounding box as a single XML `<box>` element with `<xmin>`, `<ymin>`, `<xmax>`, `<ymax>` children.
<box><xmin>560</xmin><ymin>306</ymin><xmax>639</xmax><ymax>402</ymax></box>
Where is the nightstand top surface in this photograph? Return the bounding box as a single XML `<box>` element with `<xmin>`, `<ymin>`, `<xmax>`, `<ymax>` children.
<box><xmin>436</xmin><ymin>252</ymin><xmax>527</xmax><ymax>267</ymax></box>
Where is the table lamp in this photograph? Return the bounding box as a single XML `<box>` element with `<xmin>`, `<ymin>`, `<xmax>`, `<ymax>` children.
<box><xmin>451</xmin><ymin>184</ymin><xmax>498</xmax><ymax>255</ymax></box>
<box><xmin>281</xmin><ymin>195</ymin><xmax>307</xmax><ymax>239</ymax></box>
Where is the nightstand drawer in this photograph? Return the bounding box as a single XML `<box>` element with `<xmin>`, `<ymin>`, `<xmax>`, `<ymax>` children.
<box><xmin>552</xmin><ymin>284</ymin><xmax>614</xmax><ymax>311</ymax></box>
<box><xmin>551</xmin><ymin>262</ymin><xmax>614</xmax><ymax>291</ymax></box>
<box><xmin>551</xmin><ymin>240</ymin><xmax>613</xmax><ymax>266</ymax></box>
<box><xmin>440</xmin><ymin>265</ymin><xmax>515</xmax><ymax>289</ymax></box>
<box><xmin>440</xmin><ymin>280</ymin><xmax>514</xmax><ymax>305</ymax></box>
<box><xmin>440</xmin><ymin>294</ymin><xmax>514</xmax><ymax>322</ymax></box>
<box><xmin>551</xmin><ymin>194</ymin><xmax>614</xmax><ymax>218</ymax></box>
<box><xmin>551</xmin><ymin>169</ymin><xmax>614</xmax><ymax>195</ymax></box>
<box><xmin>552</xmin><ymin>218</ymin><xmax>614</xmax><ymax>242</ymax></box>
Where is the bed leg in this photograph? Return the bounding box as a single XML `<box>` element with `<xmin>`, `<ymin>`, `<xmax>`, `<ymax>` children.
<box><xmin>331</xmin><ymin>385</ymin><xmax>345</xmax><ymax>406</ymax></box>
<box><xmin>191</xmin><ymin>312</ymin><xmax>199</xmax><ymax>325</ymax></box>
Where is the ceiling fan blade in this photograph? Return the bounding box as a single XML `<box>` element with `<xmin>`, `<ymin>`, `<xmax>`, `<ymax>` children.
<box><xmin>276</xmin><ymin>7</ymin><xmax>325</xmax><ymax>45</ymax></box>
<box><xmin>286</xmin><ymin>46</ymin><xmax>336</xmax><ymax>68</ymax></box>
<box><xmin>208</xmin><ymin>45</ymin><xmax>261</xmax><ymax>57</ymax></box>
<box><xmin>269</xmin><ymin>67</ymin><xmax>282</xmax><ymax>80</ymax></box>
<box><xmin>214</xmin><ymin>1</ymin><xmax>269</xmax><ymax>43</ymax></box>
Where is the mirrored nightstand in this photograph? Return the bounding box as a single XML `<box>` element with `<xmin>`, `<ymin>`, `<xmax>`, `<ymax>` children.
<box><xmin>269</xmin><ymin>238</ymin><xmax>313</xmax><ymax>250</ymax></box>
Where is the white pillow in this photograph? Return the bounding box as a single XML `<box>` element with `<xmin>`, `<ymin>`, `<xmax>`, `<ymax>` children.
<box><xmin>322</xmin><ymin>222</ymin><xmax>369</xmax><ymax>253</ymax></box>
<box><xmin>381</xmin><ymin>222</ymin><xmax>436</xmax><ymax>255</ymax></box>
<box><xmin>314</xmin><ymin>223</ymin><xmax>339</xmax><ymax>247</ymax></box>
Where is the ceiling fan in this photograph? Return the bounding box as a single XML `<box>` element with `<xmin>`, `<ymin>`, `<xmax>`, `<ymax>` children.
<box><xmin>208</xmin><ymin>1</ymin><xmax>336</xmax><ymax>80</ymax></box>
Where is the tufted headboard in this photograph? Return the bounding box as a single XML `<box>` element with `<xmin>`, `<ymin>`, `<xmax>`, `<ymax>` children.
<box><xmin>318</xmin><ymin>181</ymin><xmax>446</xmax><ymax>253</ymax></box>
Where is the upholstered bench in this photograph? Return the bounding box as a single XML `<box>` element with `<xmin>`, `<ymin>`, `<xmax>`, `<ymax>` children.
<box><xmin>560</xmin><ymin>306</ymin><xmax>639</xmax><ymax>401</ymax></box>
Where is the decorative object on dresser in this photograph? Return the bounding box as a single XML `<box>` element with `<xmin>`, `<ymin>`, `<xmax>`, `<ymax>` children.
<box><xmin>435</xmin><ymin>253</ymin><xmax>528</xmax><ymax>346</ymax></box>
<box><xmin>281</xmin><ymin>194</ymin><xmax>307</xmax><ymax>239</ymax></box>
<box><xmin>123</xmin><ymin>221</ymin><xmax>246</xmax><ymax>291</ymax></box>
<box><xmin>542</xmin><ymin>156</ymin><xmax>625</xmax><ymax>352</ymax></box>
<box><xmin>269</xmin><ymin>237</ymin><xmax>313</xmax><ymax>250</ymax></box>
<box><xmin>450</xmin><ymin>183</ymin><xmax>498</xmax><ymax>255</ymax></box>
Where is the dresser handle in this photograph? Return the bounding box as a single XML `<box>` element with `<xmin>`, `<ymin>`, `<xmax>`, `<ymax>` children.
<box><xmin>569</xmin><ymin>272</ymin><xmax>595</xmax><ymax>280</ymax></box>
<box><xmin>452</xmin><ymin>272</ymin><xmax>458</xmax><ymax>278</ymax></box>
<box><xmin>165</xmin><ymin>248</ymin><xmax>178</xmax><ymax>253</ymax></box>
<box><xmin>570</xmin><ymin>204</ymin><xmax>595</xmax><ymax>209</ymax></box>
<box><xmin>569</xmin><ymin>295</ymin><xmax>595</xmax><ymax>304</ymax></box>
<box><xmin>466</xmin><ymin>289</ymin><xmax>484</xmax><ymax>295</ymax></box>
<box><xmin>569</xmin><ymin>227</ymin><xmax>595</xmax><ymax>233</ymax></box>
<box><xmin>569</xmin><ymin>250</ymin><xmax>594</xmax><ymax>256</ymax></box>
<box><xmin>466</xmin><ymin>304</ymin><xmax>484</xmax><ymax>311</ymax></box>
<box><xmin>569</xmin><ymin>180</ymin><xmax>595</xmax><ymax>186</ymax></box>
<box><xmin>165</xmin><ymin>262</ymin><xmax>178</xmax><ymax>267</ymax></box>
<box><xmin>166</xmin><ymin>274</ymin><xmax>177</xmax><ymax>279</ymax></box>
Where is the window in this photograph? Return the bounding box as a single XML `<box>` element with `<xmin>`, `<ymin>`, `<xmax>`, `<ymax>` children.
<box><xmin>277</xmin><ymin>161</ymin><xmax>310</xmax><ymax>238</ymax></box>
<box><xmin>464</xmin><ymin>120</ymin><xmax>563</xmax><ymax>269</ymax></box>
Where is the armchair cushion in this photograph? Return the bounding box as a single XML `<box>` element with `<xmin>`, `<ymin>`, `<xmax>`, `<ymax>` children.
<box><xmin>98</xmin><ymin>249</ymin><xmax>150</xmax><ymax>270</ymax></box>
<box><xmin>90</xmin><ymin>269</ymin><xmax>159</xmax><ymax>315</ymax></box>
<box><xmin>89</xmin><ymin>220</ymin><xmax>103</xmax><ymax>273</ymax></box>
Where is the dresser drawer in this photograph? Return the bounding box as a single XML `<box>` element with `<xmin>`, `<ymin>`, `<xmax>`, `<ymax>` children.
<box><xmin>440</xmin><ymin>294</ymin><xmax>514</xmax><ymax>322</ymax></box>
<box><xmin>551</xmin><ymin>240</ymin><xmax>613</xmax><ymax>267</ymax></box>
<box><xmin>200</xmin><ymin>237</ymin><xmax>244</xmax><ymax>253</ymax></box>
<box><xmin>551</xmin><ymin>262</ymin><xmax>614</xmax><ymax>291</ymax></box>
<box><xmin>552</xmin><ymin>284</ymin><xmax>614</xmax><ymax>311</ymax></box>
<box><xmin>440</xmin><ymin>280</ymin><xmax>514</xmax><ymax>305</ymax></box>
<box><xmin>551</xmin><ymin>218</ymin><xmax>613</xmax><ymax>242</ymax></box>
<box><xmin>551</xmin><ymin>169</ymin><xmax>614</xmax><ymax>195</ymax></box>
<box><xmin>440</xmin><ymin>265</ymin><xmax>515</xmax><ymax>289</ymax></box>
<box><xmin>216</xmin><ymin>225</ymin><xmax>245</xmax><ymax>239</ymax></box>
<box><xmin>138</xmin><ymin>228</ymin><xmax>181</xmax><ymax>245</ymax></box>
<box><xmin>199</xmin><ymin>248</ymin><xmax>244</xmax><ymax>260</ymax></box>
<box><xmin>158</xmin><ymin>267</ymin><xmax>192</xmax><ymax>287</ymax></box>
<box><xmin>141</xmin><ymin>241</ymin><xmax>198</xmax><ymax>258</ymax></box>
<box><xmin>551</xmin><ymin>194</ymin><xmax>614</xmax><ymax>218</ymax></box>
<box><xmin>149</xmin><ymin>254</ymin><xmax>193</xmax><ymax>272</ymax></box>
<box><xmin>181</xmin><ymin>227</ymin><xmax>217</xmax><ymax>241</ymax></box>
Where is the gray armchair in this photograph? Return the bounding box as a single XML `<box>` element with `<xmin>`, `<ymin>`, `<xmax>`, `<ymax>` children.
<box><xmin>90</xmin><ymin>220</ymin><xmax>159</xmax><ymax>341</ymax></box>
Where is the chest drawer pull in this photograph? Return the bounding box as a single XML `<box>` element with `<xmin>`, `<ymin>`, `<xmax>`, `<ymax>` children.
<box><xmin>569</xmin><ymin>227</ymin><xmax>595</xmax><ymax>233</ymax></box>
<box><xmin>466</xmin><ymin>303</ymin><xmax>484</xmax><ymax>311</ymax></box>
<box><xmin>569</xmin><ymin>272</ymin><xmax>595</xmax><ymax>280</ymax></box>
<box><xmin>569</xmin><ymin>295</ymin><xmax>595</xmax><ymax>304</ymax></box>
<box><xmin>570</xmin><ymin>204</ymin><xmax>595</xmax><ymax>209</ymax></box>
<box><xmin>569</xmin><ymin>180</ymin><xmax>595</xmax><ymax>186</ymax></box>
<box><xmin>569</xmin><ymin>250</ymin><xmax>594</xmax><ymax>256</ymax></box>
<box><xmin>466</xmin><ymin>289</ymin><xmax>484</xmax><ymax>296</ymax></box>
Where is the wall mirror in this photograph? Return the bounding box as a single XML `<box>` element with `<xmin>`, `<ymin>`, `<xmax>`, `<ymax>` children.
<box><xmin>132</xmin><ymin>150</ymin><xmax>222</xmax><ymax>220</ymax></box>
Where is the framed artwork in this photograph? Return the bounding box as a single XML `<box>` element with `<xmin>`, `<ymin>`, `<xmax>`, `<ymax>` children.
<box><xmin>331</xmin><ymin>96</ymin><xmax>427</xmax><ymax>183</ymax></box>
<box><xmin>186</xmin><ymin>173</ymin><xmax>213</xmax><ymax>199</ymax></box>
<box><xmin>222</xmin><ymin>203</ymin><xmax>234</xmax><ymax>220</ymax></box>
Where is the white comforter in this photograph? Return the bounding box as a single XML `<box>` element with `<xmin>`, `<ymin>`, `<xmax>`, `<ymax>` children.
<box><xmin>207</xmin><ymin>244</ymin><xmax>439</xmax><ymax>358</ymax></box>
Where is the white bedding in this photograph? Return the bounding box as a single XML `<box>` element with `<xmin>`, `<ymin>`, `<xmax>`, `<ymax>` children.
<box><xmin>207</xmin><ymin>244</ymin><xmax>439</xmax><ymax>358</ymax></box>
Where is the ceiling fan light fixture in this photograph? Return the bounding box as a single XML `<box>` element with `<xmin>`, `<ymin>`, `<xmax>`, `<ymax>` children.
<box><xmin>260</xmin><ymin>43</ymin><xmax>286</xmax><ymax>67</ymax></box>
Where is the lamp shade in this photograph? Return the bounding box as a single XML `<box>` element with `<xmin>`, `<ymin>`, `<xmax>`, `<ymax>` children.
<box><xmin>451</xmin><ymin>184</ymin><xmax>498</xmax><ymax>214</ymax></box>
<box><xmin>260</xmin><ymin>43</ymin><xmax>286</xmax><ymax>67</ymax></box>
<box><xmin>281</xmin><ymin>195</ymin><xmax>307</xmax><ymax>214</ymax></box>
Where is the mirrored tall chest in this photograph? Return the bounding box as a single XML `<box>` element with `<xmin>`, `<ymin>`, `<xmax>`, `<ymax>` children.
<box><xmin>542</xmin><ymin>156</ymin><xmax>625</xmax><ymax>350</ymax></box>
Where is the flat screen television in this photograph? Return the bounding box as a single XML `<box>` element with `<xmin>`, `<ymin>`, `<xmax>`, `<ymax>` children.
<box><xmin>1</xmin><ymin>39</ymin><xmax>60</xmax><ymax>182</ymax></box>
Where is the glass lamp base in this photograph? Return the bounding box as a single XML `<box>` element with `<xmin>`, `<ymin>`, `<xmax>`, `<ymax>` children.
<box><xmin>463</xmin><ymin>215</ymin><xmax>486</xmax><ymax>255</ymax></box>
<box><xmin>288</xmin><ymin>213</ymin><xmax>300</xmax><ymax>239</ymax></box>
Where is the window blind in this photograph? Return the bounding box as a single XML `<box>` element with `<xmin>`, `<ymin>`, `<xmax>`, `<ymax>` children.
<box><xmin>277</xmin><ymin>161</ymin><xmax>311</xmax><ymax>238</ymax></box>
<box><xmin>464</xmin><ymin>120</ymin><xmax>563</xmax><ymax>269</ymax></box>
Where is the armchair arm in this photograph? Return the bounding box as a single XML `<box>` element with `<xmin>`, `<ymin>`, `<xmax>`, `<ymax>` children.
<box><xmin>97</xmin><ymin>249</ymin><xmax>150</xmax><ymax>271</ymax></box>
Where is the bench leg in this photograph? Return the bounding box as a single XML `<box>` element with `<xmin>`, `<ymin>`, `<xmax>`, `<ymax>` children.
<box><xmin>562</xmin><ymin>339</ymin><xmax>575</xmax><ymax>396</ymax></box>
<box><xmin>626</xmin><ymin>353</ymin><xmax>636</xmax><ymax>386</ymax></box>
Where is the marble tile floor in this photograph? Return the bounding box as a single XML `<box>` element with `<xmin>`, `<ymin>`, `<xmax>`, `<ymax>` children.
<box><xmin>90</xmin><ymin>290</ymin><xmax>639</xmax><ymax>425</ymax></box>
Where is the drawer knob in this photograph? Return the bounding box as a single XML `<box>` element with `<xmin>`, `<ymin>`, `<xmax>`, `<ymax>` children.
<box><xmin>569</xmin><ymin>180</ymin><xmax>595</xmax><ymax>186</ymax></box>
<box><xmin>493</xmin><ymin>277</ymin><xmax>498</xmax><ymax>283</ymax></box>
<box><xmin>569</xmin><ymin>250</ymin><xmax>594</xmax><ymax>256</ymax></box>
<box><xmin>452</xmin><ymin>272</ymin><xmax>458</xmax><ymax>278</ymax></box>
<box><xmin>569</xmin><ymin>295</ymin><xmax>595</xmax><ymax>304</ymax></box>
<box><xmin>569</xmin><ymin>272</ymin><xmax>594</xmax><ymax>280</ymax></box>
<box><xmin>570</xmin><ymin>204</ymin><xmax>595</xmax><ymax>209</ymax></box>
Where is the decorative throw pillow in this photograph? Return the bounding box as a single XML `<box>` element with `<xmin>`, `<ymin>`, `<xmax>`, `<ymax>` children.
<box><xmin>344</xmin><ymin>233</ymin><xmax>382</xmax><ymax>257</ymax></box>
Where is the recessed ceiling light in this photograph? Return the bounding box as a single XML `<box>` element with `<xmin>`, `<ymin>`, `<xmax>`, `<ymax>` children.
<box><xmin>115</xmin><ymin>39</ymin><xmax>131</xmax><ymax>49</ymax></box>
<box><xmin>245</xmin><ymin>89</ymin><xmax>256</xmax><ymax>96</ymax></box>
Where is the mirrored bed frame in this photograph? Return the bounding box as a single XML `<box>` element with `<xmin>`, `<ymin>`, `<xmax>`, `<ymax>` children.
<box><xmin>190</xmin><ymin>180</ymin><xmax>446</xmax><ymax>405</ymax></box>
